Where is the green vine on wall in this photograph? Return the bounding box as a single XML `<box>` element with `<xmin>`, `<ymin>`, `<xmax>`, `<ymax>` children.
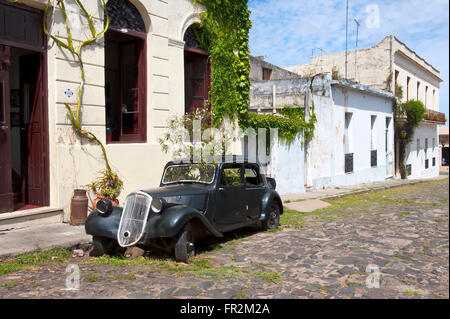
<box><xmin>6</xmin><ymin>0</ymin><xmax>122</xmax><ymax>197</ymax></box>
<box><xmin>247</xmin><ymin>105</ymin><xmax>317</xmax><ymax>145</ymax></box>
<box><xmin>193</xmin><ymin>0</ymin><xmax>251</xmax><ymax>127</ymax></box>
<box><xmin>395</xmin><ymin>99</ymin><xmax>425</xmax><ymax>179</ymax></box>
<box><xmin>193</xmin><ymin>0</ymin><xmax>316</xmax><ymax>145</ymax></box>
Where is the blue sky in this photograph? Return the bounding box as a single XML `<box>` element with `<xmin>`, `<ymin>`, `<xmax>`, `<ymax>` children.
<box><xmin>248</xmin><ymin>0</ymin><xmax>449</xmax><ymax>125</ymax></box>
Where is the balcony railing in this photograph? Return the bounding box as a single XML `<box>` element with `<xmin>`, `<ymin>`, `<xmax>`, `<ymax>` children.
<box><xmin>423</xmin><ymin>109</ymin><xmax>446</xmax><ymax>123</ymax></box>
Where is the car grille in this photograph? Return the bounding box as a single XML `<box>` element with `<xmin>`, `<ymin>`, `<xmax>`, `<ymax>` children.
<box><xmin>117</xmin><ymin>191</ymin><xmax>152</xmax><ymax>247</ymax></box>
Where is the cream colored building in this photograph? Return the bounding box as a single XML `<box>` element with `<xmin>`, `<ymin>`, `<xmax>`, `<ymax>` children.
<box><xmin>285</xmin><ymin>35</ymin><xmax>446</xmax><ymax>179</ymax></box>
<box><xmin>0</xmin><ymin>0</ymin><xmax>211</xmax><ymax>222</ymax></box>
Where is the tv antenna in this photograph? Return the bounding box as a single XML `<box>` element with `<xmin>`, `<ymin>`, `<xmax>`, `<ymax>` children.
<box><xmin>354</xmin><ymin>18</ymin><xmax>360</xmax><ymax>81</ymax></box>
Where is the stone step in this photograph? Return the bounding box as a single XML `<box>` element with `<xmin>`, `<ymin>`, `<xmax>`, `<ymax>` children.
<box><xmin>0</xmin><ymin>207</ymin><xmax>64</xmax><ymax>231</ymax></box>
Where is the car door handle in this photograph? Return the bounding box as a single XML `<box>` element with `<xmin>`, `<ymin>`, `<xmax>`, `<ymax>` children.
<box><xmin>0</xmin><ymin>124</ymin><xmax>8</xmax><ymax>130</ymax></box>
<box><xmin>218</xmin><ymin>187</ymin><xmax>224</xmax><ymax>191</ymax></box>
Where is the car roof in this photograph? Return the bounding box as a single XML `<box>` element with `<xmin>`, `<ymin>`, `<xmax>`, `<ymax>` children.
<box><xmin>165</xmin><ymin>156</ymin><xmax>261</xmax><ymax>167</ymax></box>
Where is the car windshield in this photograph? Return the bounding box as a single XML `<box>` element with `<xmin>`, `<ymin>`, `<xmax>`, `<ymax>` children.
<box><xmin>162</xmin><ymin>164</ymin><xmax>216</xmax><ymax>185</ymax></box>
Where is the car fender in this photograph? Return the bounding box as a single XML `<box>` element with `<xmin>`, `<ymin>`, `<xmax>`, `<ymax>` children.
<box><xmin>84</xmin><ymin>206</ymin><xmax>122</xmax><ymax>240</ymax></box>
<box><xmin>259</xmin><ymin>190</ymin><xmax>284</xmax><ymax>221</ymax></box>
<box><xmin>143</xmin><ymin>204</ymin><xmax>223</xmax><ymax>240</ymax></box>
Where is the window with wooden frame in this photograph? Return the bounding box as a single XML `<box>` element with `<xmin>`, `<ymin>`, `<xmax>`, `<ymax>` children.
<box><xmin>104</xmin><ymin>0</ymin><xmax>147</xmax><ymax>143</ymax></box>
<box><xmin>406</xmin><ymin>76</ymin><xmax>411</xmax><ymax>100</ymax></box>
<box><xmin>417</xmin><ymin>81</ymin><xmax>421</xmax><ymax>101</ymax></box>
<box><xmin>184</xmin><ymin>25</ymin><xmax>211</xmax><ymax>115</ymax></box>
<box><xmin>262</xmin><ymin>67</ymin><xmax>272</xmax><ymax>81</ymax></box>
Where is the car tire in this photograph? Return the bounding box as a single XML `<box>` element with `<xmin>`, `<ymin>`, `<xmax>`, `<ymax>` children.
<box><xmin>262</xmin><ymin>202</ymin><xmax>280</xmax><ymax>230</ymax></box>
<box><xmin>90</xmin><ymin>236</ymin><xmax>116</xmax><ymax>257</ymax></box>
<box><xmin>174</xmin><ymin>223</ymin><xmax>195</xmax><ymax>264</ymax></box>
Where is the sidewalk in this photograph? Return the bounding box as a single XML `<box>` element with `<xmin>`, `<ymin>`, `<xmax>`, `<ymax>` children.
<box><xmin>0</xmin><ymin>175</ymin><xmax>448</xmax><ymax>259</ymax></box>
<box><xmin>0</xmin><ymin>223</ymin><xmax>91</xmax><ymax>259</ymax></box>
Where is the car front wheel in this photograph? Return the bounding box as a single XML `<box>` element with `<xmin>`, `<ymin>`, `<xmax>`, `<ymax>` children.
<box><xmin>262</xmin><ymin>202</ymin><xmax>280</xmax><ymax>230</ymax></box>
<box><xmin>90</xmin><ymin>236</ymin><xmax>117</xmax><ymax>257</ymax></box>
<box><xmin>174</xmin><ymin>223</ymin><xmax>195</xmax><ymax>264</ymax></box>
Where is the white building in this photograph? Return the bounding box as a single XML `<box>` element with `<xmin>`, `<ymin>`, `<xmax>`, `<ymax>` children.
<box><xmin>249</xmin><ymin>74</ymin><xmax>395</xmax><ymax>195</ymax></box>
<box><xmin>285</xmin><ymin>35</ymin><xmax>446</xmax><ymax>179</ymax></box>
<box><xmin>0</xmin><ymin>0</ymin><xmax>211</xmax><ymax>220</ymax></box>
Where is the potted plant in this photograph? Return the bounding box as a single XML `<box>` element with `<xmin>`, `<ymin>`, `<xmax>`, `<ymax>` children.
<box><xmin>87</xmin><ymin>169</ymin><xmax>124</xmax><ymax>208</ymax></box>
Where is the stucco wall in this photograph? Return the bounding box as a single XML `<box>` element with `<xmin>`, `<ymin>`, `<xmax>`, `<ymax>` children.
<box><xmin>285</xmin><ymin>36</ymin><xmax>442</xmax><ymax>113</ymax></box>
<box><xmin>321</xmin><ymin>84</ymin><xmax>395</xmax><ymax>189</ymax></box>
<box><xmin>250</xmin><ymin>56</ymin><xmax>299</xmax><ymax>82</ymax></box>
<box><xmin>15</xmin><ymin>0</ymin><xmax>205</xmax><ymax>219</ymax></box>
<box><xmin>405</xmin><ymin>122</ymin><xmax>440</xmax><ymax>179</ymax></box>
<box><xmin>250</xmin><ymin>75</ymin><xmax>395</xmax><ymax>195</ymax></box>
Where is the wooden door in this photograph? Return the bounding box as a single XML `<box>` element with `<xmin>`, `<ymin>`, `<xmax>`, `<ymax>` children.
<box><xmin>0</xmin><ymin>45</ymin><xmax>13</xmax><ymax>213</ymax></box>
<box><xmin>20</xmin><ymin>53</ymin><xmax>46</xmax><ymax>206</ymax></box>
<box><xmin>184</xmin><ymin>50</ymin><xmax>210</xmax><ymax>114</ymax></box>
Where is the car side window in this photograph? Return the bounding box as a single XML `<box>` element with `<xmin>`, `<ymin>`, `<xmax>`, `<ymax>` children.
<box><xmin>221</xmin><ymin>167</ymin><xmax>242</xmax><ymax>186</ymax></box>
<box><xmin>245</xmin><ymin>167</ymin><xmax>263</xmax><ymax>187</ymax></box>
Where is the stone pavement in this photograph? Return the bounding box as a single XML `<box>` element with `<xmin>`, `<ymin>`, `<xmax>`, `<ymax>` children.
<box><xmin>0</xmin><ymin>178</ymin><xmax>448</xmax><ymax>299</ymax></box>
<box><xmin>0</xmin><ymin>175</ymin><xmax>447</xmax><ymax>259</ymax></box>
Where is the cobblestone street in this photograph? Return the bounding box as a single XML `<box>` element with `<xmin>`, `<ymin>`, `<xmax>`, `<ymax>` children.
<box><xmin>0</xmin><ymin>179</ymin><xmax>448</xmax><ymax>299</ymax></box>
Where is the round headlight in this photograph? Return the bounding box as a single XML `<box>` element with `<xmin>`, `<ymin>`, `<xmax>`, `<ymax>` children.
<box><xmin>151</xmin><ymin>198</ymin><xmax>163</xmax><ymax>213</ymax></box>
<box><xmin>97</xmin><ymin>198</ymin><xmax>112</xmax><ymax>216</ymax></box>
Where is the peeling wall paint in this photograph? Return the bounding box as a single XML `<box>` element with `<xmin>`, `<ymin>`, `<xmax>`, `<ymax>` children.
<box><xmin>250</xmin><ymin>75</ymin><xmax>397</xmax><ymax>195</ymax></box>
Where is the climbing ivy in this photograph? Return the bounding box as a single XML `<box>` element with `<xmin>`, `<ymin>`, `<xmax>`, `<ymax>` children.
<box><xmin>193</xmin><ymin>0</ymin><xmax>316</xmax><ymax>145</ymax></box>
<box><xmin>193</xmin><ymin>0</ymin><xmax>251</xmax><ymax>127</ymax></box>
<box><xmin>395</xmin><ymin>99</ymin><xmax>425</xmax><ymax>179</ymax></box>
<box><xmin>246</xmin><ymin>104</ymin><xmax>317</xmax><ymax>145</ymax></box>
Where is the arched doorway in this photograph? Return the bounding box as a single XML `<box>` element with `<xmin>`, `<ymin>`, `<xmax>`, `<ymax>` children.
<box><xmin>184</xmin><ymin>25</ymin><xmax>211</xmax><ymax>115</ymax></box>
<box><xmin>105</xmin><ymin>0</ymin><xmax>147</xmax><ymax>143</ymax></box>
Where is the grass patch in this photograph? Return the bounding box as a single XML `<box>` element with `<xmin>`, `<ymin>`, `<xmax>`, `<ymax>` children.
<box><xmin>234</xmin><ymin>289</ymin><xmax>248</xmax><ymax>299</ymax></box>
<box><xmin>0</xmin><ymin>248</ymin><xmax>72</xmax><ymax>277</ymax></box>
<box><xmin>280</xmin><ymin>178</ymin><xmax>449</xmax><ymax>229</ymax></box>
<box><xmin>316</xmin><ymin>284</ymin><xmax>331</xmax><ymax>292</ymax></box>
<box><xmin>346</xmin><ymin>281</ymin><xmax>363</xmax><ymax>287</ymax></box>
<box><xmin>0</xmin><ymin>281</ymin><xmax>16</xmax><ymax>288</ymax></box>
<box><xmin>254</xmin><ymin>271</ymin><xmax>283</xmax><ymax>283</ymax></box>
<box><xmin>87</xmin><ymin>253</ymin><xmax>282</xmax><ymax>282</ymax></box>
<box><xmin>85</xmin><ymin>274</ymin><xmax>100</xmax><ymax>282</ymax></box>
<box><xmin>405</xmin><ymin>289</ymin><xmax>420</xmax><ymax>296</ymax></box>
<box><xmin>108</xmin><ymin>273</ymin><xmax>136</xmax><ymax>281</ymax></box>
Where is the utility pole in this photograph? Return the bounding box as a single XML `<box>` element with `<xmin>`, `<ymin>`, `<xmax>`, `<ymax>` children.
<box><xmin>345</xmin><ymin>0</ymin><xmax>349</xmax><ymax>79</ymax></box>
<box><xmin>354</xmin><ymin>18</ymin><xmax>360</xmax><ymax>81</ymax></box>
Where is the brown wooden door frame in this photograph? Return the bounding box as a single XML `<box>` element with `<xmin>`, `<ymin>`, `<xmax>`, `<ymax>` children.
<box><xmin>0</xmin><ymin>1</ymin><xmax>49</xmax><ymax>212</ymax></box>
<box><xmin>0</xmin><ymin>45</ymin><xmax>13</xmax><ymax>213</ymax></box>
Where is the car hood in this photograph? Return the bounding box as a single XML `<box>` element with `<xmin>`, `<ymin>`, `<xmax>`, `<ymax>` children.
<box><xmin>141</xmin><ymin>184</ymin><xmax>210</xmax><ymax>211</ymax></box>
<box><xmin>141</xmin><ymin>184</ymin><xmax>210</xmax><ymax>197</ymax></box>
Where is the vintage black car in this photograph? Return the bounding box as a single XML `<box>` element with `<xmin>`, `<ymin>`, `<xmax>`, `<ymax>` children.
<box><xmin>85</xmin><ymin>158</ymin><xmax>283</xmax><ymax>263</ymax></box>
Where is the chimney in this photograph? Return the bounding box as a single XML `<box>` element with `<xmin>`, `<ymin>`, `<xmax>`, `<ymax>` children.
<box><xmin>256</xmin><ymin>56</ymin><xmax>265</xmax><ymax>61</ymax></box>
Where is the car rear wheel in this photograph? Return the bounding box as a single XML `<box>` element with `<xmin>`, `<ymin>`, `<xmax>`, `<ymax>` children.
<box><xmin>174</xmin><ymin>223</ymin><xmax>195</xmax><ymax>264</ymax></box>
<box><xmin>262</xmin><ymin>202</ymin><xmax>280</xmax><ymax>230</ymax></box>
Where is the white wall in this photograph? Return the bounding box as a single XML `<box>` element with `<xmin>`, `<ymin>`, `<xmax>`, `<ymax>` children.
<box><xmin>257</xmin><ymin>76</ymin><xmax>395</xmax><ymax>195</ymax></box>
<box><xmin>306</xmin><ymin>85</ymin><xmax>394</xmax><ymax>190</ymax></box>
<box><xmin>405</xmin><ymin>122</ymin><xmax>440</xmax><ymax>179</ymax></box>
<box><xmin>394</xmin><ymin>53</ymin><xmax>440</xmax><ymax>111</ymax></box>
